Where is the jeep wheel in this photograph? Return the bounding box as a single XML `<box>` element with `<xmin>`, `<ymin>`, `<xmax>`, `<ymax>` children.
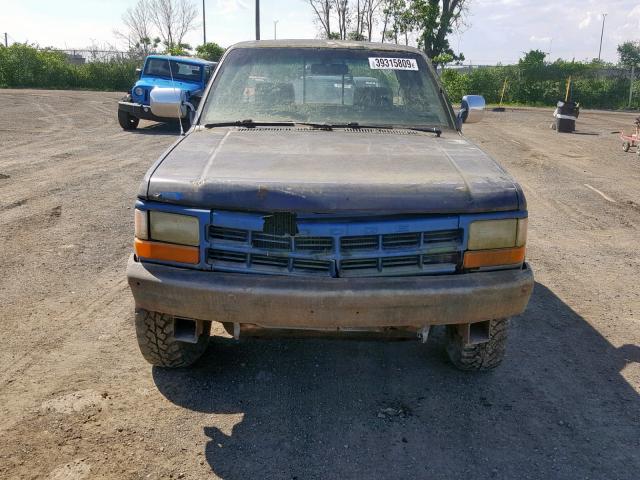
<box><xmin>118</xmin><ymin>109</ymin><xmax>139</xmax><ymax>130</ymax></box>
<box><xmin>622</xmin><ymin>141</ymin><xmax>631</xmax><ymax>152</ymax></box>
<box><xmin>445</xmin><ymin>319</ymin><xmax>508</xmax><ymax>371</ymax></box>
<box><xmin>135</xmin><ymin>309</ymin><xmax>211</xmax><ymax>368</ymax></box>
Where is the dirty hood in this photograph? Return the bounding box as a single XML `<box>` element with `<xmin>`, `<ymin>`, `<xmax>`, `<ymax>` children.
<box><xmin>141</xmin><ymin>128</ymin><xmax>524</xmax><ymax>213</ymax></box>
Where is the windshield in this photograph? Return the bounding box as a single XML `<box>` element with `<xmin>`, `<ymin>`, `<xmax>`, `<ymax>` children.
<box><xmin>201</xmin><ymin>47</ymin><xmax>453</xmax><ymax>128</ymax></box>
<box><xmin>143</xmin><ymin>58</ymin><xmax>202</xmax><ymax>82</ymax></box>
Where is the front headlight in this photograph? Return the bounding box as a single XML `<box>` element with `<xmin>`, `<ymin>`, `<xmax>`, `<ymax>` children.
<box><xmin>468</xmin><ymin>218</ymin><xmax>527</xmax><ymax>250</ymax></box>
<box><xmin>148</xmin><ymin>211</ymin><xmax>200</xmax><ymax>246</ymax></box>
<box><xmin>464</xmin><ymin>217</ymin><xmax>527</xmax><ymax>269</ymax></box>
<box><xmin>134</xmin><ymin>86</ymin><xmax>144</xmax><ymax>96</ymax></box>
<box><xmin>133</xmin><ymin>209</ymin><xmax>200</xmax><ymax>264</ymax></box>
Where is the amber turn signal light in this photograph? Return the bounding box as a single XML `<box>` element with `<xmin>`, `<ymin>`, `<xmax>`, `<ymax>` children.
<box><xmin>134</xmin><ymin>238</ymin><xmax>199</xmax><ymax>265</ymax></box>
<box><xmin>463</xmin><ymin>246</ymin><xmax>526</xmax><ymax>269</ymax></box>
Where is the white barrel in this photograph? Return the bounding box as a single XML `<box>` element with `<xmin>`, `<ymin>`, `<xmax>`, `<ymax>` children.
<box><xmin>149</xmin><ymin>87</ymin><xmax>187</xmax><ymax>118</ymax></box>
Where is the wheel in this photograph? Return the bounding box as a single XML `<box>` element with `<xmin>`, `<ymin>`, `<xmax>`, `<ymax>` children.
<box><xmin>135</xmin><ymin>309</ymin><xmax>211</xmax><ymax>368</ymax></box>
<box><xmin>622</xmin><ymin>142</ymin><xmax>631</xmax><ymax>152</ymax></box>
<box><xmin>118</xmin><ymin>109</ymin><xmax>139</xmax><ymax>130</ymax></box>
<box><xmin>445</xmin><ymin>319</ymin><xmax>508</xmax><ymax>371</ymax></box>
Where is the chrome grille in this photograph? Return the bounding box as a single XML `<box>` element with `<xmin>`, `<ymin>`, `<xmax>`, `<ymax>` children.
<box><xmin>252</xmin><ymin>232</ymin><xmax>291</xmax><ymax>250</ymax></box>
<box><xmin>294</xmin><ymin>236</ymin><xmax>333</xmax><ymax>252</ymax></box>
<box><xmin>382</xmin><ymin>255</ymin><xmax>420</xmax><ymax>268</ymax></box>
<box><xmin>382</xmin><ymin>233</ymin><xmax>421</xmax><ymax>249</ymax></box>
<box><xmin>208</xmin><ymin>215</ymin><xmax>462</xmax><ymax>277</ymax></box>
<box><xmin>209</xmin><ymin>249</ymin><xmax>246</xmax><ymax>263</ymax></box>
<box><xmin>210</xmin><ymin>226</ymin><xmax>248</xmax><ymax>242</ymax></box>
<box><xmin>341</xmin><ymin>258</ymin><xmax>379</xmax><ymax>270</ymax></box>
<box><xmin>341</xmin><ymin>235</ymin><xmax>379</xmax><ymax>251</ymax></box>
<box><xmin>207</xmin><ymin>249</ymin><xmax>333</xmax><ymax>276</ymax></box>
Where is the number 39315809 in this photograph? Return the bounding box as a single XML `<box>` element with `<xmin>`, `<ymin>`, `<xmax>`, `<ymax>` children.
<box><xmin>368</xmin><ymin>57</ymin><xmax>418</xmax><ymax>71</ymax></box>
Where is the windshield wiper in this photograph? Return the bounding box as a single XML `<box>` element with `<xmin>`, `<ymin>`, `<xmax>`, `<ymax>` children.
<box><xmin>204</xmin><ymin>119</ymin><xmax>295</xmax><ymax>128</ymax></box>
<box><xmin>203</xmin><ymin>120</ymin><xmax>442</xmax><ymax>137</ymax></box>
<box><xmin>204</xmin><ymin>119</ymin><xmax>337</xmax><ymax>131</ymax></box>
<box><xmin>331</xmin><ymin>122</ymin><xmax>442</xmax><ymax>137</ymax></box>
<box><xmin>331</xmin><ymin>122</ymin><xmax>394</xmax><ymax>130</ymax></box>
<box><xmin>403</xmin><ymin>126</ymin><xmax>442</xmax><ymax>137</ymax></box>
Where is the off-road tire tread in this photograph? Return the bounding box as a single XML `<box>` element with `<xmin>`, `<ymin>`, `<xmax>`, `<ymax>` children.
<box><xmin>135</xmin><ymin>310</ymin><xmax>210</xmax><ymax>368</ymax></box>
<box><xmin>118</xmin><ymin>109</ymin><xmax>139</xmax><ymax>130</ymax></box>
<box><xmin>446</xmin><ymin>319</ymin><xmax>508</xmax><ymax>371</ymax></box>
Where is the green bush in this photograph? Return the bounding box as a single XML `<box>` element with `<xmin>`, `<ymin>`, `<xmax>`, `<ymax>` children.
<box><xmin>440</xmin><ymin>58</ymin><xmax>638</xmax><ymax>109</ymax></box>
<box><xmin>0</xmin><ymin>43</ymin><xmax>139</xmax><ymax>91</ymax></box>
<box><xmin>2</xmin><ymin>43</ymin><xmax>638</xmax><ymax>108</ymax></box>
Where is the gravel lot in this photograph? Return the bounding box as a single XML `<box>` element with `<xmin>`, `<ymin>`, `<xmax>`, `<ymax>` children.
<box><xmin>0</xmin><ymin>89</ymin><xmax>639</xmax><ymax>480</ymax></box>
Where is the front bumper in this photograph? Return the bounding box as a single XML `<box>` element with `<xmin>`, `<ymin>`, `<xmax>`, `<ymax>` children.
<box><xmin>127</xmin><ymin>256</ymin><xmax>534</xmax><ymax>329</ymax></box>
<box><xmin>118</xmin><ymin>101</ymin><xmax>171</xmax><ymax>122</ymax></box>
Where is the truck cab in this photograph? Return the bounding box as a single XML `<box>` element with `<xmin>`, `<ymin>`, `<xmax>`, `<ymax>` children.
<box><xmin>117</xmin><ymin>55</ymin><xmax>216</xmax><ymax>130</ymax></box>
<box><xmin>126</xmin><ymin>40</ymin><xmax>534</xmax><ymax>371</ymax></box>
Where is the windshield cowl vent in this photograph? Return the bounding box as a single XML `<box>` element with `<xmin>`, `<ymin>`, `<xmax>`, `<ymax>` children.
<box><xmin>236</xmin><ymin>127</ymin><xmax>420</xmax><ymax>134</ymax></box>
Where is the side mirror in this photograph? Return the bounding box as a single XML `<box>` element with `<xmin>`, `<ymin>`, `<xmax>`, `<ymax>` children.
<box><xmin>149</xmin><ymin>87</ymin><xmax>187</xmax><ymax>119</ymax></box>
<box><xmin>136</xmin><ymin>67</ymin><xmax>142</xmax><ymax>79</ymax></box>
<box><xmin>457</xmin><ymin>95</ymin><xmax>485</xmax><ymax>129</ymax></box>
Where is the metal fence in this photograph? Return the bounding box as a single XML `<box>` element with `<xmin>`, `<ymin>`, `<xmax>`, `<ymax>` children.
<box><xmin>40</xmin><ymin>48</ymin><xmax>141</xmax><ymax>64</ymax></box>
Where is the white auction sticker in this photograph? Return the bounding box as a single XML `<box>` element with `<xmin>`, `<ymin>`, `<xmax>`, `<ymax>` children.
<box><xmin>368</xmin><ymin>57</ymin><xmax>418</xmax><ymax>70</ymax></box>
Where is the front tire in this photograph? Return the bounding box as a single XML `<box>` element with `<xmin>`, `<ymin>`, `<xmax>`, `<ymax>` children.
<box><xmin>622</xmin><ymin>141</ymin><xmax>631</xmax><ymax>152</ymax></box>
<box><xmin>135</xmin><ymin>309</ymin><xmax>211</xmax><ymax>368</ymax></box>
<box><xmin>118</xmin><ymin>109</ymin><xmax>139</xmax><ymax>130</ymax></box>
<box><xmin>445</xmin><ymin>319</ymin><xmax>508</xmax><ymax>371</ymax></box>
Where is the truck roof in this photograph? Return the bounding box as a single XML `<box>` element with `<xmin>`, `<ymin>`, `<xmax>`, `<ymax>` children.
<box><xmin>229</xmin><ymin>39</ymin><xmax>424</xmax><ymax>55</ymax></box>
<box><xmin>146</xmin><ymin>54</ymin><xmax>215</xmax><ymax>65</ymax></box>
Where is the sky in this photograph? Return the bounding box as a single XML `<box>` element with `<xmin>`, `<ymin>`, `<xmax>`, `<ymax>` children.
<box><xmin>1</xmin><ymin>0</ymin><xmax>639</xmax><ymax>64</ymax></box>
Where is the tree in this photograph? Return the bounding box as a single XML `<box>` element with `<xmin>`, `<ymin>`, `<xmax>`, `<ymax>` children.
<box><xmin>166</xmin><ymin>43</ymin><xmax>192</xmax><ymax>56</ymax></box>
<box><xmin>149</xmin><ymin>0</ymin><xmax>198</xmax><ymax>52</ymax></box>
<box><xmin>333</xmin><ymin>0</ymin><xmax>350</xmax><ymax>40</ymax></box>
<box><xmin>195</xmin><ymin>42</ymin><xmax>225</xmax><ymax>61</ymax></box>
<box><xmin>519</xmin><ymin>49</ymin><xmax>546</xmax><ymax>80</ymax></box>
<box><xmin>307</xmin><ymin>0</ymin><xmax>333</xmax><ymax>38</ymax></box>
<box><xmin>409</xmin><ymin>0</ymin><xmax>468</xmax><ymax>65</ymax></box>
<box><xmin>381</xmin><ymin>0</ymin><xmax>412</xmax><ymax>45</ymax></box>
<box><xmin>350</xmin><ymin>0</ymin><xmax>384</xmax><ymax>41</ymax></box>
<box><xmin>617</xmin><ymin>41</ymin><xmax>640</xmax><ymax>68</ymax></box>
<box><xmin>117</xmin><ymin>0</ymin><xmax>160</xmax><ymax>57</ymax></box>
<box><xmin>363</xmin><ymin>0</ymin><xmax>385</xmax><ymax>41</ymax></box>
<box><xmin>353</xmin><ymin>0</ymin><xmax>366</xmax><ymax>39</ymax></box>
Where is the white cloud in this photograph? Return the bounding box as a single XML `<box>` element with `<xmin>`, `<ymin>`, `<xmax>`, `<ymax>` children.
<box><xmin>579</xmin><ymin>12</ymin><xmax>594</xmax><ymax>30</ymax></box>
<box><xmin>216</xmin><ymin>0</ymin><xmax>249</xmax><ymax>15</ymax></box>
<box><xmin>529</xmin><ymin>35</ymin><xmax>551</xmax><ymax>43</ymax></box>
<box><xmin>627</xmin><ymin>5</ymin><xmax>640</xmax><ymax>26</ymax></box>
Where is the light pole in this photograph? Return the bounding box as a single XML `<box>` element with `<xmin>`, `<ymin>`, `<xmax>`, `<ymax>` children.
<box><xmin>274</xmin><ymin>20</ymin><xmax>279</xmax><ymax>40</ymax></box>
<box><xmin>255</xmin><ymin>0</ymin><xmax>260</xmax><ymax>40</ymax></box>
<box><xmin>597</xmin><ymin>13</ymin><xmax>607</xmax><ymax>62</ymax></box>
<box><xmin>202</xmin><ymin>0</ymin><xmax>207</xmax><ymax>44</ymax></box>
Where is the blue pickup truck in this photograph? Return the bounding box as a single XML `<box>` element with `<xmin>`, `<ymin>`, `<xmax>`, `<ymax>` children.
<box><xmin>117</xmin><ymin>55</ymin><xmax>216</xmax><ymax>130</ymax></box>
<box><xmin>127</xmin><ymin>40</ymin><xmax>534</xmax><ymax>371</ymax></box>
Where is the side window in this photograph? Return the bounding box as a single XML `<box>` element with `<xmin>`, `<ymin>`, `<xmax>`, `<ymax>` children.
<box><xmin>204</xmin><ymin>66</ymin><xmax>213</xmax><ymax>83</ymax></box>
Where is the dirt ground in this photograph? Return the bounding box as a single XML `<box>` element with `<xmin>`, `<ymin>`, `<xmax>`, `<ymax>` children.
<box><xmin>0</xmin><ymin>89</ymin><xmax>639</xmax><ymax>480</ymax></box>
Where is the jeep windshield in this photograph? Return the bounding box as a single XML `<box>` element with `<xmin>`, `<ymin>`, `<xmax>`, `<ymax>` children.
<box><xmin>143</xmin><ymin>58</ymin><xmax>202</xmax><ymax>82</ymax></box>
<box><xmin>200</xmin><ymin>47</ymin><xmax>454</xmax><ymax>129</ymax></box>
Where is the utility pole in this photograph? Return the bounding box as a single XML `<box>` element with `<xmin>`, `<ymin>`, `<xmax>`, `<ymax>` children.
<box><xmin>202</xmin><ymin>0</ymin><xmax>207</xmax><ymax>44</ymax></box>
<box><xmin>255</xmin><ymin>0</ymin><xmax>260</xmax><ymax>40</ymax></box>
<box><xmin>629</xmin><ymin>65</ymin><xmax>636</xmax><ymax>109</ymax></box>
<box><xmin>273</xmin><ymin>20</ymin><xmax>278</xmax><ymax>40</ymax></box>
<box><xmin>597</xmin><ymin>13</ymin><xmax>607</xmax><ymax>61</ymax></box>
<box><xmin>4</xmin><ymin>33</ymin><xmax>7</xmax><ymax>48</ymax></box>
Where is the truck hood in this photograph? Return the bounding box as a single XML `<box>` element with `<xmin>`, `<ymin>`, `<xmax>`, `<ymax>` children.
<box><xmin>140</xmin><ymin>128</ymin><xmax>524</xmax><ymax>214</ymax></box>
